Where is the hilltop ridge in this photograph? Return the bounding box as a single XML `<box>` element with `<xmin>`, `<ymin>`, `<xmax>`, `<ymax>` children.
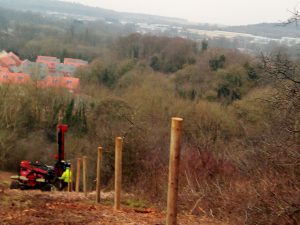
<box><xmin>0</xmin><ymin>0</ymin><xmax>299</xmax><ymax>39</ymax></box>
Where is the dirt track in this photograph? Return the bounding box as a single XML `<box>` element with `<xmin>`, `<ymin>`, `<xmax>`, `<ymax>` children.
<box><xmin>0</xmin><ymin>171</ymin><xmax>222</xmax><ymax>224</ymax></box>
<box><xmin>0</xmin><ymin>188</ymin><xmax>221</xmax><ymax>225</ymax></box>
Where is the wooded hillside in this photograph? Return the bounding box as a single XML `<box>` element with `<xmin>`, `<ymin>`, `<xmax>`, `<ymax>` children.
<box><xmin>0</xmin><ymin>6</ymin><xmax>299</xmax><ymax>225</ymax></box>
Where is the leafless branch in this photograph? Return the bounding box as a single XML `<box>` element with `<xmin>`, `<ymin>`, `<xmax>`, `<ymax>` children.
<box><xmin>261</xmin><ymin>54</ymin><xmax>300</xmax><ymax>84</ymax></box>
<box><xmin>281</xmin><ymin>9</ymin><xmax>300</xmax><ymax>25</ymax></box>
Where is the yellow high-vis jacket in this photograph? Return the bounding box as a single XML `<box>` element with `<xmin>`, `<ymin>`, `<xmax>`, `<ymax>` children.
<box><xmin>59</xmin><ymin>168</ymin><xmax>72</xmax><ymax>183</ymax></box>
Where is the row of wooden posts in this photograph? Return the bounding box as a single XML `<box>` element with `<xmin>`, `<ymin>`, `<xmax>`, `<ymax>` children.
<box><xmin>68</xmin><ymin>117</ymin><xmax>183</xmax><ymax>225</ymax></box>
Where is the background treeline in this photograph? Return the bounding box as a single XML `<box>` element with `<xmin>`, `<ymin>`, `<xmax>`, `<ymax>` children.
<box><xmin>1</xmin><ymin>5</ymin><xmax>300</xmax><ymax>64</ymax></box>
<box><xmin>0</xmin><ymin>6</ymin><xmax>134</xmax><ymax>61</ymax></box>
<box><xmin>0</xmin><ymin>7</ymin><xmax>299</xmax><ymax>225</ymax></box>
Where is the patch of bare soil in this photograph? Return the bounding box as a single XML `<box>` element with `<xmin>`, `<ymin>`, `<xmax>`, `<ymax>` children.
<box><xmin>0</xmin><ymin>171</ymin><xmax>13</xmax><ymax>181</ymax></box>
<box><xmin>0</xmin><ymin>171</ymin><xmax>223</xmax><ymax>225</ymax></box>
<box><xmin>0</xmin><ymin>190</ymin><xmax>223</xmax><ymax>225</ymax></box>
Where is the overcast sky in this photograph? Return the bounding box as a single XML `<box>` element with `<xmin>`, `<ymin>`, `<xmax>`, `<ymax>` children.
<box><xmin>62</xmin><ymin>0</ymin><xmax>300</xmax><ymax>25</ymax></box>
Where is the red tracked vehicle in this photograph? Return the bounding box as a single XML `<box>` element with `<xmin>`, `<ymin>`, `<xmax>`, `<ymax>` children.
<box><xmin>10</xmin><ymin>124</ymin><xmax>69</xmax><ymax>191</ymax></box>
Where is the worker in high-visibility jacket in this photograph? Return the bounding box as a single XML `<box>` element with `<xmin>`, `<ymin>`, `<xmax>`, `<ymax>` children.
<box><xmin>59</xmin><ymin>165</ymin><xmax>72</xmax><ymax>191</ymax></box>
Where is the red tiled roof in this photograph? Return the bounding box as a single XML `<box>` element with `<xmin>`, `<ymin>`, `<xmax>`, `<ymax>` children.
<box><xmin>37</xmin><ymin>56</ymin><xmax>60</xmax><ymax>69</ymax></box>
<box><xmin>0</xmin><ymin>55</ymin><xmax>16</xmax><ymax>67</ymax></box>
<box><xmin>0</xmin><ymin>51</ymin><xmax>22</xmax><ymax>67</ymax></box>
<box><xmin>64</xmin><ymin>58</ymin><xmax>88</xmax><ymax>68</ymax></box>
<box><xmin>8</xmin><ymin>52</ymin><xmax>22</xmax><ymax>66</ymax></box>
<box><xmin>37</xmin><ymin>56</ymin><xmax>59</xmax><ymax>62</ymax></box>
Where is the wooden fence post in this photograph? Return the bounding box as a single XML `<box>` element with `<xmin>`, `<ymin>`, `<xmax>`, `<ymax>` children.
<box><xmin>68</xmin><ymin>162</ymin><xmax>73</xmax><ymax>192</ymax></box>
<box><xmin>82</xmin><ymin>156</ymin><xmax>88</xmax><ymax>196</ymax></box>
<box><xmin>76</xmin><ymin>158</ymin><xmax>81</xmax><ymax>192</ymax></box>
<box><xmin>70</xmin><ymin>160</ymin><xmax>75</xmax><ymax>192</ymax></box>
<box><xmin>114</xmin><ymin>137</ymin><xmax>123</xmax><ymax>210</ymax></box>
<box><xmin>96</xmin><ymin>147</ymin><xmax>103</xmax><ymax>203</ymax></box>
<box><xmin>166</xmin><ymin>117</ymin><xmax>183</xmax><ymax>225</ymax></box>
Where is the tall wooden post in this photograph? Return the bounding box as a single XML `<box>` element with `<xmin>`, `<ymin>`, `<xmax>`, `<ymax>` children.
<box><xmin>166</xmin><ymin>117</ymin><xmax>183</xmax><ymax>225</ymax></box>
<box><xmin>68</xmin><ymin>163</ymin><xmax>73</xmax><ymax>192</ymax></box>
<box><xmin>82</xmin><ymin>156</ymin><xmax>88</xmax><ymax>196</ymax></box>
<box><xmin>67</xmin><ymin>172</ymin><xmax>70</xmax><ymax>192</ymax></box>
<box><xmin>75</xmin><ymin>158</ymin><xmax>81</xmax><ymax>192</ymax></box>
<box><xmin>96</xmin><ymin>147</ymin><xmax>103</xmax><ymax>203</ymax></box>
<box><xmin>114</xmin><ymin>137</ymin><xmax>123</xmax><ymax>210</ymax></box>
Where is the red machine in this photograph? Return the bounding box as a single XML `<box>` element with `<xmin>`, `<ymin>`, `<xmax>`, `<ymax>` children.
<box><xmin>55</xmin><ymin>124</ymin><xmax>69</xmax><ymax>177</ymax></box>
<box><xmin>10</xmin><ymin>124</ymin><xmax>69</xmax><ymax>191</ymax></box>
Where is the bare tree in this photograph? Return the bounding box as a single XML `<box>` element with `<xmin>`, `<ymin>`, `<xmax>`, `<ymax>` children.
<box><xmin>262</xmin><ymin>53</ymin><xmax>300</xmax><ymax>139</ymax></box>
<box><xmin>282</xmin><ymin>9</ymin><xmax>300</xmax><ymax>25</ymax></box>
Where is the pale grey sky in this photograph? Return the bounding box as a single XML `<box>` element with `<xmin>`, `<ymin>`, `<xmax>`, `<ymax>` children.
<box><xmin>62</xmin><ymin>0</ymin><xmax>300</xmax><ymax>25</ymax></box>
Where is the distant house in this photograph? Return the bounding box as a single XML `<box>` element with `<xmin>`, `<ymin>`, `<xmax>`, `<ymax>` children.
<box><xmin>0</xmin><ymin>69</ymin><xmax>30</xmax><ymax>85</ymax></box>
<box><xmin>0</xmin><ymin>51</ymin><xmax>29</xmax><ymax>85</ymax></box>
<box><xmin>8</xmin><ymin>73</ymin><xmax>31</xmax><ymax>84</ymax></box>
<box><xmin>0</xmin><ymin>51</ymin><xmax>22</xmax><ymax>68</ymax></box>
<box><xmin>21</xmin><ymin>60</ymin><xmax>48</xmax><ymax>79</ymax></box>
<box><xmin>0</xmin><ymin>50</ymin><xmax>84</xmax><ymax>93</ymax></box>
<box><xmin>55</xmin><ymin>63</ymin><xmax>77</xmax><ymax>77</ymax></box>
<box><xmin>0</xmin><ymin>53</ymin><xmax>17</xmax><ymax>68</ymax></box>
<box><xmin>37</xmin><ymin>76</ymin><xmax>80</xmax><ymax>93</ymax></box>
<box><xmin>8</xmin><ymin>52</ymin><xmax>22</xmax><ymax>66</ymax></box>
<box><xmin>36</xmin><ymin>56</ymin><xmax>88</xmax><ymax>76</ymax></box>
<box><xmin>36</xmin><ymin>56</ymin><xmax>60</xmax><ymax>74</ymax></box>
<box><xmin>0</xmin><ymin>66</ymin><xmax>10</xmax><ymax>73</ymax></box>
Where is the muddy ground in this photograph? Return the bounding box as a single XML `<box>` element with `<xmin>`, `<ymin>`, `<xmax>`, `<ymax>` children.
<box><xmin>0</xmin><ymin>172</ymin><xmax>222</xmax><ymax>225</ymax></box>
